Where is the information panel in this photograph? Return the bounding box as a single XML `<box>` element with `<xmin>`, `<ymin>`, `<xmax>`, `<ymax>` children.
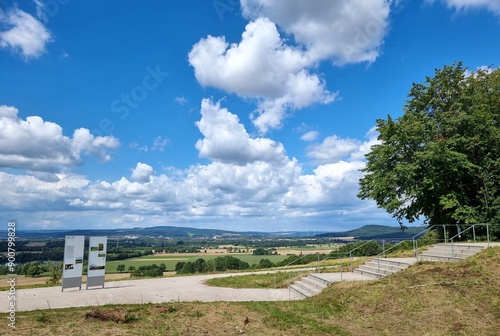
<box><xmin>86</xmin><ymin>236</ymin><xmax>107</xmax><ymax>289</ymax></box>
<box><xmin>61</xmin><ymin>235</ymin><xmax>85</xmax><ymax>291</ymax></box>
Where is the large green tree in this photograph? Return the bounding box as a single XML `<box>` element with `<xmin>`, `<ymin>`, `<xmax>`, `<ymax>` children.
<box><xmin>358</xmin><ymin>63</ymin><xmax>500</xmax><ymax>231</ymax></box>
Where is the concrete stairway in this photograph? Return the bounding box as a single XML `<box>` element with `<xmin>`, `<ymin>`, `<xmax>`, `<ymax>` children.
<box><xmin>353</xmin><ymin>257</ymin><xmax>417</xmax><ymax>279</ymax></box>
<box><xmin>289</xmin><ymin>243</ymin><xmax>491</xmax><ymax>295</ymax></box>
<box><xmin>353</xmin><ymin>243</ymin><xmax>488</xmax><ymax>279</ymax></box>
<box><xmin>418</xmin><ymin>243</ymin><xmax>485</xmax><ymax>262</ymax></box>
<box><xmin>289</xmin><ymin>273</ymin><xmax>331</xmax><ymax>298</ymax></box>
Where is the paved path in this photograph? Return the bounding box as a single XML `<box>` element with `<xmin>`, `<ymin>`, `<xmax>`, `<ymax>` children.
<box><xmin>3</xmin><ymin>272</ymin><xmax>303</xmax><ymax>312</ymax></box>
<box><xmin>3</xmin><ymin>269</ymin><xmax>379</xmax><ymax>312</ymax></box>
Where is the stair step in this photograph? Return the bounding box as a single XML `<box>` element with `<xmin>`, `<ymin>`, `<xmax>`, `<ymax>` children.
<box><xmin>365</xmin><ymin>261</ymin><xmax>410</xmax><ymax>271</ymax></box>
<box><xmin>307</xmin><ymin>273</ymin><xmax>333</xmax><ymax>286</ymax></box>
<box><xmin>419</xmin><ymin>251</ymin><xmax>476</xmax><ymax>259</ymax></box>
<box><xmin>357</xmin><ymin>264</ymin><xmax>399</xmax><ymax>275</ymax></box>
<box><xmin>293</xmin><ymin>279</ymin><xmax>322</xmax><ymax>295</ymax></box>
<box><xmin>418</xmin><ymin>254</ymin><xmax>464</xmax><ymax>262</ymax></box>
<box><xmin>435</xmin><ymin>243</ymin><xmax>484</xmax><ymax>250</ymax></box>
<box><xmin>289</xmin><ymin>284</ymin><xmax>310</xmax><ymax>298</ymax></box>
<box><xmin>352</xmin><ymin>268</ymin><xmax>384</xmax><ymax>279</ymax></box>
<box><xmin>301</xmin><ymin>276</ymin><xmax>328</xmax><ymax>290</ymax></box>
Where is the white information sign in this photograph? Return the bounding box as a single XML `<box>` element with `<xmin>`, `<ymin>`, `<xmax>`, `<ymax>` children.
<box><xmin>61</xmin><ymin>235</ymin><xmax>85</xmax><ymax>291</ymax></box>
<box><xmin>86</xmin><ymin>236</ymin><xmax>107</xmax><ymax>289</ymax></box>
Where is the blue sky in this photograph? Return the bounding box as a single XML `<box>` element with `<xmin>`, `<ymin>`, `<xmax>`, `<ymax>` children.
<box><xmin>0</xmin><ymin>0</ymin><xmax>499</xmax><ymax>232</ymax></box>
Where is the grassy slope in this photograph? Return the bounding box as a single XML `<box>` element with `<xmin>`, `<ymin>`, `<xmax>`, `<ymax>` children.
<box><xmin>4</xmin><ymin>247</ymin><xmax>500</xmax><ymax>336</ymax></box>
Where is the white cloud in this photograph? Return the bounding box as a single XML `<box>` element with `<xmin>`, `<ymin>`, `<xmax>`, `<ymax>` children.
<box><xmin>0</xmin><ymin>118</ymin><xmax>391</xmax><ymax>230</ymax></box>
<box><xmin>433</xmin><ymin>0</ymin><xmax>500</xmax><ymax>16</ymax></box>
<box><xmin>131</xmin><ymin>162</ymin><xmax>154</xmax><ymax>183</ymax></box>
<box><xmin>152</xmin><ymin>136</ymin><xmax>169</xmax><ymax>152</ymax></box>
<box><xmin>307</xmin><ymin>136</ymin><xmax>361</xmax><ymax>163</ymax></box>
<box><xmin>189</xmin><ymin>18</ymin><xmax>335</xmax><ymax>133</ymax></box>
<box><xmin>195</xmin><ymin>98</ymin><xmax>288</xmax><ymax>165</ymax></box>
<box><xmin>189</xmin><ymin>2</ymin><xmax>393</xmax><ymax>133</ymax></box>
<box><xmin>0</xmin><ymin>105</ymin><xmax>18</xmax><ymax>118</ymax></box>
<box><xmin>175</xmin><ymin>96</ymin><xmax>188</xmax><ymax>105</ymax></box>
<box><xmin>0</xmin><ymin>7</ymin><xmax>53</xmax><ymax>60</ymax></box>
<box><xmin>464</xmin><ymin>65</ymin><xmax>496</xmax><ymax>78</ymax></box>
<box><xmin>283</xmin><ymin>160</ymin><xmax>366</xmax><ymax>209</ymax></box>
<box><xmin>34</xmin><ymin>0</ymin><xmax>48</xmax><ymax>22</ymax></box>
<box><xmin>0</xmin><ymin>171</ymin><xmax>89</xmax><ymax>211</ymax></box>
<box><xmin>350</xmin><ymin>127</ymin><xmax>380</xmax><ymax>161</ymax></box>
<box><xmin>240</xmin><ymin>0</ymin><xmax>392</xmax><ymax>65</ymax></box>
<box><xmin>0</xmin><ymin>105</ymin><xmax>119</xmax><ymax>172</ymax></box>
<box><xmin>307</xmin><ymin>128</ymin><xmax>380</xmax><ymax>163</ymax></box>
<box><xmin>300</xmin><ymin>131</ymin><xmax>320</xmax><ymax>142</ymax></box>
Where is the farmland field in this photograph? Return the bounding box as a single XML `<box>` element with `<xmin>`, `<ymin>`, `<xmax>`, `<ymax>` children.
<box><xmin>106</xmin><ymin>253</ymin><xmax>289</xmax><ymax>273</ymax></box>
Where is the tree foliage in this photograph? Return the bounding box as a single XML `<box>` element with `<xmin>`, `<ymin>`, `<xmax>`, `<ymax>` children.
<box><xmin>359</xmin><ymin>63</ymin><xmax>500</xmax><ymax>228</ymax></box>
<box><xmin>130</xmin><ymin>264</ymin><xmax>164</xmax><ymax>277</ymax></box>
<box><xmin>45</xmin><ymin>261</ymin><xmax>63</xmax><ymax>285</ymax></box>
<box><xmin>334</xmin><ymin>241</ymin><xmax>383</xmax><ymax>257</ymax></box>
<box><xmin>175</xmin><ymin>255</ymin><xmax>250</xmax><ymax>274</ymax></box>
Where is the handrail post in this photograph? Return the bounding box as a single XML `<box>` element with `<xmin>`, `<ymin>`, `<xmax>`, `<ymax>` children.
<box><xmin>443</xmin><ymin>225</ymin><xmax>447</xmax><ymax>243</ymax></box>
<box><xmin>382</xmin><ymin>240</ymin><xmax>385</xmax><ymax>258</ymax></box>
<box><xmin>473</xmin><ymin>225</ymin><xmax>476</xmax><ymax>243</ymax></box>
<box><xmin>451</xmin><ymin>238</ymin><xmax>454</xmax><ymax>259</ymax></box>
<box><xmin>487</xmin><ymin>224</ymin><xmax>490</xmax><ymax>248</ymax></box>
<box><xmin>340</xmin><ymin>256</ymin><xmax>343</xmax><ymax>281</ymax></box>
<box><xmin>377</xmin><ymin>257</ymin><xmax>380</xmax><ymax>279</ymax></box>
<box><xmin>349</xmin><ymin>252</ymin><xmax>352</xmax><ymax>272</ymax></box>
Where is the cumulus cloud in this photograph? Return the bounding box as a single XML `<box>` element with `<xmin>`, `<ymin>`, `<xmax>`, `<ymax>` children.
<box><xmin>240</xmin><ymin>0</ymin><xmax>391</xmax><ymax>65</ymax></box>
<box><xmin>307</xmin><ymin>136</ymin><xmax>361</xmax><ymax>163</ymax></box>
<box><xmin>195</xmin><ymin>99</ymin><xmax>288</xmax><ymax>165</ymax></box>
<box><xmin>0</xmin><ymin>7</ymin><xmax>53</xmax><ymax>60</ymax></box>
<box><xmin>131</xmin><ymin>162</ymin><xmax>154</xmax><ymax>183</ymax></box>
<box><xmin>189</xmin><ymin>1</ymin><xmax>393</xmax><ymax>133</ymax></box>
<box><xmin>189</xmin><ymin>17</ymin><xmax>335</xmax><ymax>133</ymax></box>
<box><xmin>307</xmin><ymin>128</ymin><xmax>380</xmax><ymax>163</ymax></box>
<box><xmin>283</xmin><ymin>161</ymin><xmax>366</xmax><ymax>209</ymax></box>
<box><xmin>0</xmin><ymin>171</ymin><xmax>89</xmax><ymax>211</ymax></box>
<box><xmin>0</xmin><ymin>123</ymin><xmax>391</xmax><ymax>230</ymax></box>
<box><xmin>0</xmin><ymin>105</ymin><xmax>119</xmax><ymax>172</ymax></box>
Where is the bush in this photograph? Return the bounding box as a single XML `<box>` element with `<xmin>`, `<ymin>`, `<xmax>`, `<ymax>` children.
<box><xmin>130</xmin><ymin>264</ymin><xmax>164</xmax><ymax>277</ymax></box>
<box><xmin>258</xmin><ymin>259</ymin><xmax>275</xmax><ymax>269</ymax></box>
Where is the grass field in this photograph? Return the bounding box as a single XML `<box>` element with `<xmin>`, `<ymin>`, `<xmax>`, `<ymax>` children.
<box><xmin>205</xmin><ymin>271</ymin><xmax>308</xmax><ymax>289</ymax></box>
<box><xmin>3</xmin><ymin>247</ymin><xmax>500</xmax><ymax>335</ymax></box>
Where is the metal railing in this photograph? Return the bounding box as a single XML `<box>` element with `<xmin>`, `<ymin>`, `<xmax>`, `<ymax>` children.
<box><xmin>448</xmin><ymin>224</ymin><xmax>493</xmax><ymax>259</ymax></box>
<box><xmin>284</xmin><ymin>223</ymin><xmax>498</xmax><ymax>293</ymax></box>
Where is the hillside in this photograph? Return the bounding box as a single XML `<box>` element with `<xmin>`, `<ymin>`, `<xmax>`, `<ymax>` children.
<box><xmin>4</xmin><ymin>247</ymin><xmax>500</xmax><ymax>335</ymax></box>
<box><xmin>316</xmin><ymin>224</ymin><xmax>426</xmax><ymax>239</ymax></box>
